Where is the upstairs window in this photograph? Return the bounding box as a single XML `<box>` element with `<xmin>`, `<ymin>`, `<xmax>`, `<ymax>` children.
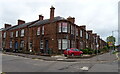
<box><xmin>59</xmin><ymin>23</ymin><xmax>62</xmax><ymax>32</ymax></box>
<box><xmin>80</xmin><ymin>30</ymin><xmax>82</xmax><ymax>37</ymax></box>
<box><xmin>62</xmin><ymin>23</ymin><xmax>67</xmax><ymax>32</ymax></box>
<box><xmin>37</xmin><ymin>27</ymin><xmax>40</xmax><ymax>35</ymax></box>
<box><xmin>10</xmin><ymin>32</ymin><xmax>13</xmax><ymax>38</ymax></box>
<box><xmin>71</xmin><ymin>25</ymin><xmax>74</xmax><ymax>35</ymax></box>
<box><xmin>86</xmin><ymin>32</ymin><xmax>88</xmax><ymax>39</ymax></box>
<box><xmin>76</xmin><ymin>28</ymin><xmax>78</xmax><ymax>36</ymax></box>
<box><xmin>21</xmin><ymin>29</ymin><xmax>24</xmax><ymax>37</ymax></box>
<box><xmin>42</xmin><ymin>26</ymin><xmax>44</xmax><ymax>35</ymax></box>
<box><xmin>58</xmin><ymin>22</ymin><xmax>68</xmax><ymax>33</ymax></box>
<box><xmin>16</xmin><ymin>31</ymin><xmax>18</xmax><ymax>37</ymax></box>
<box><xmin>3</xmin><ymin>32</ymin><xmax>6</xmax><ymax>38</ymax></box>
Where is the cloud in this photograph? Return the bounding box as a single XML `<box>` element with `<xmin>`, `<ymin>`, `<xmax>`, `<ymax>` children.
<box><xmin>0</xmin><ymin>0</ymin><xmax>119</xmax><ymax>44</ymax></box>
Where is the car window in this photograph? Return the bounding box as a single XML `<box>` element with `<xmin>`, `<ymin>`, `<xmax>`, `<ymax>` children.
<box><xmin>66</xmin><ymin>49</ymin><xmax>71</xmax><ymax>51</ymax></box>
<box><xmin>75</xmin><ymin>49</ymin><xmax>79</xmax><ymax>51</ymax></box>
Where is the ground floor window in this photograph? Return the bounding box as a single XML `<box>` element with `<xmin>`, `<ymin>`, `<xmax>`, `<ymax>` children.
<box><xmin>71</xmin><ymin>40</ymin><xmax>75</xmax><ymax>48</ymax></box>
<box><xmin>40</xmin><ymin>40</ymin><xmax>44</xmax><ymax>49</ymax></box>
<box><xmin>80</xmin><ymin>41</ymin><xmax>83</xmax><ymax>49</ymax></box>
<box><xmin>29</xmin><ymin>42</ymin><xmax>32</xmax><ymax>50</ymax></box>
<box><xmin>58</xmin><ymin>39</ymin><xmax>70</xmax><ymax>50</ymax></box>
<box><xmin>10</xmin><ymin>41</ymin><xmax>12</xmax><ymax>48</ymax></box>
<box><xmin>20</xmin><ymin>41</ymin><xmax>24</xmax><ymax>48</ymax></box>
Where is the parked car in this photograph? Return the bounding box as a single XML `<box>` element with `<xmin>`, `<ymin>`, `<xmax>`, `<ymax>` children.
<box><xmin>63</xmin><ymin>48</ymin><xmax>83</xmax><ymax>57</ymax></box>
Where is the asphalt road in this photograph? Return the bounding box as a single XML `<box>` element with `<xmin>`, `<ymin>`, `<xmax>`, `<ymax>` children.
<box><xmin>1</xmin><ymin>52</ymin><xmax>119</xmax><ymax>72</ymax></box>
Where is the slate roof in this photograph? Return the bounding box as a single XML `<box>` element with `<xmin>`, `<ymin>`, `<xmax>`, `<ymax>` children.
<box><xmin>2</xmin><ymin>16</ymin><xmax>66</xmax><ymax>31</ymax></box>
<box><xmin>29</xmin><ymin>16</ymin><xmax>66</xmax><ymax>27</ymax></box>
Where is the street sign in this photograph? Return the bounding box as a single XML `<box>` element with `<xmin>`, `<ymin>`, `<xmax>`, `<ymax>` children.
<box><xmin>108</xmin><ymin>42</ymin><xmax>113</xmax><ymax>46</ymax></box>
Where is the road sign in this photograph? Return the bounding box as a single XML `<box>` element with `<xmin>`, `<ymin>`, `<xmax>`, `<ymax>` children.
<box><xmin>108</xmin><ymin>42</ymin><xmax>113</xmax><ymax>46</ymax></box>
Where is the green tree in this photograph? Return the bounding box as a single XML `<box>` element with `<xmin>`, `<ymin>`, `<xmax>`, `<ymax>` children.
<box><xmin>106</xmin><ymin>36</ymin><xmax>116</xmax><ymax>45</ymax></box>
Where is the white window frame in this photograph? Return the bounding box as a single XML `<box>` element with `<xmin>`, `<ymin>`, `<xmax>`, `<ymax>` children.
<box><xmin>10</xmin><ymin>32</ymin><xmax>13</xmax><ymax>38</ymax></box>
<box><xmin>80</xmin><ymin>30</ymin><xmax>82</xmax><ymax>37</ymax></box>
<box><xmin>20</xmin><ymin>41</ymin><xmax>24</xmax><ymax>48</ymax></box>
<box><xmin>62</xmin><ymin>22</ymin><xmax>67</xmax><ymax>32</ymax></box>
<box><xmin>16</xmin><ymin>31</ymin><xmax>18</xmax><ymax>37</ymax></box>
<box><xmin>42</xmin><ymin>26</ymin><xmax>44</xmax><ymax>35</ymax></box>
<box><xmin>37</xmin><ymin>27</ymin><xmax>40</xmax><ymax>35</ymax></box>
<box><xmin>21</xmin><ymin>29</ymin><xmax>24</xmax><ymax>37</ymax></box>
<box><xmin>10</xmin><ymin>41</ymin><xmax>12</xmax><ymax>48</ymax></box>
<box><xmin>76</xmin><ymin>28</ymin><xmax>78</xmax><ymax>36</ymax></box>
<box><xmin>40</xmin><ymin>40</ymin><xmax>44</xmax><ymax>49</ymax></box>
<box><xmin>3</xmin><ymin>32</ymin><xmax>6</xmax><ymax>38</ymax></box>
<box><xmin>58</xmin><ymin>23</ymin><xmax>62</xmax><ymax>33</ymax></box>
<box><xmin>86</xmin><ymin>32</ymin><xmax>88</xmax><ymax>39</ymax></box>
<box><xmin>58</xmin><ymin>39</ymin><xmax>61</xmax><ymax>50</ymax></box>
<box><xmin>62</xmin><ymin>39</ymin><xmax>68</xmax><ymax>50</ymax></box>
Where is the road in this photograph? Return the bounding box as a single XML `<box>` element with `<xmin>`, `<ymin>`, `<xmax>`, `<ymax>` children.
<box><xmin>1</xmin><ymin>52</ymin><xmax>119</xmax><ymax>72</ymax></box>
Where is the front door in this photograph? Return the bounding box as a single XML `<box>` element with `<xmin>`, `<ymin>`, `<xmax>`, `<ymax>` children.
<box><xmin>45</xmin><ymin>40</ymin><xmax>49</xmax><ymax>54</ymax></box>
<box><xmin>14</xmin><ymin>41</ymin><xmax>18</xmax><ymax>52</ymax></box>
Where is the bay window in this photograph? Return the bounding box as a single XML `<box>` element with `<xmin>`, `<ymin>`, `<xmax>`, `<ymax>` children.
<box><xmin>58</xmin><ymin>22</ymin><xmax>68</xmax><ymax>33</ymax></box>
<box><xmin>58</xmin><ymin>39</ymin><xmax>69</xmax><ymax>50</ymax></box>
<box><xmin>80</xmin><ymin>30</ymin><xmax>82</xmax><ymax>37</ymax></box>
<box><xmin>86</xmin><ymin>32</ymin><xmax>88</xmax><ymax>39</ymax></box>
<box><xmin>76</xmin><ymin>28</ymin><xmax>78</xmax><ymax>36</ymax></box>
<box><xmin>20</xmin><ymin>41</ymin><xmax>24</xmax><ymax>48</ymax></box>
<box><xmin>71</xmin><ymin>25</ymin><xmax>74</xmax><ymax>35</ymax></box>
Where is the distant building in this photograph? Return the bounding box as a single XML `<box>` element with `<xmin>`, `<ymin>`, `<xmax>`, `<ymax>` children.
<box><xmin>0</xmin><ymin>28</ymin><xmax>4</xmax><ymax>51</ymax></box>
<box><xmin>2</xmin><ymin>6</ymin><xmax>107</xmax><ymax>54</ymax></box>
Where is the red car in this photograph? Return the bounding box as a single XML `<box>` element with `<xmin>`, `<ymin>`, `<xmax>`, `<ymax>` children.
<box><xmin>63</xmin><ymin>48</ymin><xmax>83</xmax><ymax>56</ymax></box>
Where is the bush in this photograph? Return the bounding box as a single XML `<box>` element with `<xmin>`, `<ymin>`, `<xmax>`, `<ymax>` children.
<box><xmin>81</xmin><ymin>48</ymin><xmax>94</xmax><ymax>54</ymax></box>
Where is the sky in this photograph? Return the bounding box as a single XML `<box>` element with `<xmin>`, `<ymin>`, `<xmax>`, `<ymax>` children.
<box><xmin>0</xmin><ymin>0</ymin><xmax>119</xmax><ymax>45</ymax></box>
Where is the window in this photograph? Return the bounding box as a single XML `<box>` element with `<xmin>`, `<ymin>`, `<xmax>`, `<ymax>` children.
<box><xmin>58</xmin><ymin>39</ymin><xmax>61</xmax><ymax>50</ymax></box>
<box><xmin>59</xmin><ymin>23</ymin><xmax>62</xmax><ymax>32</ymax></box>
<box><xmin>3</xmin><ymin>32</ymin><xmax>6</xmax><ymax>38</ymax></box>
<box><xmin>68</xmin><ymin>24</ymin><xmax>70</xmax><ymax>33</ymax></box>
<box><xmin>86</xmin><ymin>32</ymin><xmax>88</xmax><ymax>39</ymax></box>
<box><xmin>58</xmin><ymin>39</ymin><xmax>69</xmax><ymax>50</ymax></box>
<box><xmin>80</xmin><ymin>41</ymin><xmax>83</xmax><ymax>49</ymax></box>
<box><xmin>29</xmin><ymin>42</ymin><xmax>32</xmax><ymax>50</ymax></box>
<box><xmin>10</xmin><ymin>32</ymin><xmax>13</xmax><ymax>38</ymax></box>
<box><xmin>76</xmin><ymin>28</ymin><xmax>78</xmax><ymax>36</ymax></box>
<box><xmin>21</xmin><ymin>29</ymin><xmax>24</xmax><ymax>37</ymax></box>
<box><xmin>16</xmin><ymin>31</ymin><xmax>18</xmax><ymax>37</ymax></box>
<box><xmin>62</xmin><ymin>39</ymin><xmax>68</xmax><ymax>49</ymax></box>
<box><xmin>62</xmin><ymin>23</ymin><xmax>67</xmax><ymax>32</ymax></box>
<box><xmin>20</xmin><ymin>41</ymin><xmax>24</xmax><ymax>48</ymax></box>
<box><xmin>37</xmin><ymin>27</ymin><xmax>40</xmax><ymax>35</ymax></box>
<box><xmin>10</xmin><ymin>41</ymin><xmax>12</xmax><ymax>48</ymax></box>
<box><xmin>42</xmin><ymin>26</ymin><xmax>44</xmax><ymax>35</ymax></box>
<box><xmin>71</xmin><ymin>25</ymin><xmax>74</xmax><ymax>35</ymax></box>
<box><xmin>80</xmin><ymin>30</ymin><xmax>82</xmax><ymax>37</ymax></box>
<box><xmin>2</xmin><ymin>41</ymin><xmax>5</xmax><ymax>48</ymax></box>
<box><xmin>40</xmin><ymin>40</ymin><xmax>44</xmax><ymax>49</ymax></box>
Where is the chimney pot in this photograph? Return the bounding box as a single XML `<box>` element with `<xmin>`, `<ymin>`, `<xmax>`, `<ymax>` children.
<box><xmin>39</xmin><ymin>15</ymin><xmax>44</xmax><ymax>20</ymax></box>
<box><xmin>4</xmin><ymin>24</ymin><xmax>11</xmax><ymax>28</ymax></box>
<box><xmin>67</xmin><ymin>16</ymin><xmax>75</xmax><ymax>23</ymax></box>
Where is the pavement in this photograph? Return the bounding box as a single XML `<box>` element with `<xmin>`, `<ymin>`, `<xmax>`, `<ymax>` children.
<box><xmin>2</xmin><ymin>51</ymin><xmax>119</xmax><ymax>63</ymax></box>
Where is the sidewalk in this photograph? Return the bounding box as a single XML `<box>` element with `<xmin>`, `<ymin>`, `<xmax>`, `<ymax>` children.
<box><xmin>2</xmin><ymin>52</ymin><xmax>118</xmax><ymax>63</ymax></box>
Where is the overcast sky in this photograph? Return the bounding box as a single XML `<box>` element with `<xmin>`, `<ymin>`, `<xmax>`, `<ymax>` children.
<box><xmin>0</xmin><ymin>0</ymin><xmax>119</xmax><ymax>45</ymax></box>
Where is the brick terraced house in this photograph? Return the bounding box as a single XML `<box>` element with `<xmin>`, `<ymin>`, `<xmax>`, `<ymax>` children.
<box><xmin>1</xmin><ymin>6</ymin><xmax>107</xmax><ymax>54</ymax></box>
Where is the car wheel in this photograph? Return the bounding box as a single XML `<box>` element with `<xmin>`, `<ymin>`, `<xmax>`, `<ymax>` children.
<box><xmin>80</xmin><ymin>54</ymin><xmax>83</xmax><ymax>56</ymax></box>
<box><xmin>71</xmin><ymin>53</ymin><xmax>74</xmax><ymax>56</ymax></box>
<box><xmin>64</xmin><ymin>54</ymin><xmax>67</xmax><ymax>57</ymax></box>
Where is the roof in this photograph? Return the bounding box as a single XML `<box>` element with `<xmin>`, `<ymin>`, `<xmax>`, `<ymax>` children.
<box><xmin>29</xmin><ymin>16</ymin><xmax>66</xmax><ymax>27</ymax></box>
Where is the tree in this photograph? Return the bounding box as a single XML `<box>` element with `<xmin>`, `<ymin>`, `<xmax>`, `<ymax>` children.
<box><xmin>106</xmin><ymin>36</ymin><xmax>116</xmax><ymax>46</ymax></box>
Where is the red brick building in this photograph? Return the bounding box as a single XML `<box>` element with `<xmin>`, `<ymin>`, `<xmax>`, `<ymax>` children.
<box><xmin>2</xmin><ymin>6</ymin><xmax>107</xmax><ymax>54</ymax></box>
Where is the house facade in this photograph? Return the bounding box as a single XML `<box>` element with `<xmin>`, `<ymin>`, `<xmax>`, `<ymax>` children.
<box><xmin>2</xmin><ymin>6</ymin><xmax>107</xmax><ymax>54</ymax></box>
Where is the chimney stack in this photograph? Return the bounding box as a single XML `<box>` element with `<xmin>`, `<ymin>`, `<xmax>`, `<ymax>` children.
<box><xmin>67</xmin><ymin>16</ymin><xmax>75</xmax><ymax>24</ymax></box>
<box><xmin>80</xmin><ymin>25</ymin><xmax>86</xmax><ymax>30</ymax></box>
<box><xmin>4</xmin><ymin>24</ymin><xmax>11</xmax><ymax>28</ymax></box>
<box><xmin>18</xmin><ymin>19</ymin><xmax>25</xmax><ymax>25</ymax></box>
<box><xmin>87</xmin><ymin>30</ymin><xmax>92</xmax><ymax>33</ymax></box>
<box><xmin>39</xmin><ymin>15</ymin><xmax>44</xmax><ymax>20</ymax></box>
<box><xmin>50</xmin><ymin>6</ymin><xmax>55</xmax><ymax>21</ymax></box>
